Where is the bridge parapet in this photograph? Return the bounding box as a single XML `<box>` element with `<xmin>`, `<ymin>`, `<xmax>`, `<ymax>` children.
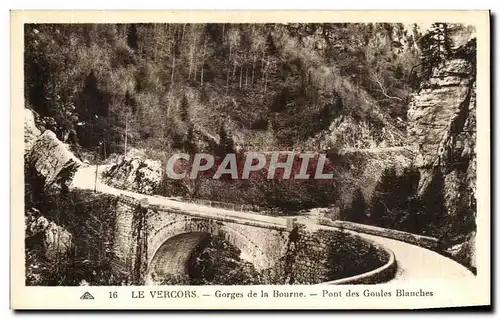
<box><xmin>320</xmin><ymin>236</ymin><xmax>397</xmax><ymax>285</ymax></box>
<box><xmin>117</xmin><ymin>194</ymin><xmax>143</xmax><ymax>206</ymax></box>
<box><xmin>151</xmin><ymin>204</ymin><xmax>287</xmax><ymax>230</ymax></box>
<box><xmin>111</xmin><ymin>194</ymin><xmax>398</xmax><ymax>285</ymax></box>
<box><xmin>322</xmin><ymin>219</ymin><xmax>439</xmax><ymax>250</ymax></box>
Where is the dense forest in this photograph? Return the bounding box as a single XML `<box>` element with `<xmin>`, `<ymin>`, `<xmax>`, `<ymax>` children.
<box><xmin>24</xmin><ymin>23</ymin><xmax>432</xmax><ymax>158</ymax></box>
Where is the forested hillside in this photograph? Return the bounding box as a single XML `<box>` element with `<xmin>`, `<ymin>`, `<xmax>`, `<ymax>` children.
<box><xmin>25</xmin><ymin>23</ymin><xmax>430</xmax><ymax>158</ymax></box>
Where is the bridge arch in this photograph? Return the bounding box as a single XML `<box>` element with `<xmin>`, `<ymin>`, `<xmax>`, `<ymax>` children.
<box><xmin>145</xmin><ymin>217</ymin><xmax>272</xmax><ymax>285</ymax></box>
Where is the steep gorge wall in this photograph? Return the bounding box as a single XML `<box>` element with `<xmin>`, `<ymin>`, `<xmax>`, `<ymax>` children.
<box><xmin>24</xmin><ymin>107</ymin><xmax>395</xmax><ymax>285</ymax></box>
<box><xmin>408</xmin><ymin>57</ymin><xmax>476</xmax><ymax>198</ymax></box>
<box><xmin>407</xmin><ymin>40</ymin><xmax>477</xmax><ymax>268</ymax></box>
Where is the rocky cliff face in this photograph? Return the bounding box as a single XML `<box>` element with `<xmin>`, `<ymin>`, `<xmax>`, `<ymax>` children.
<box><xmin>24</xmin><ymin>108</ymin><xmax>77</xmax><ymax>267</ymax></box>
<box><xmin>407</xmin><ymin>40</ymin><xmax>476</xmax><ymax>269</ymax></box>
<box><xmin>313</xmin><ymin>114</ymin><xmax>406</xmax><ymax>150</ymax></box>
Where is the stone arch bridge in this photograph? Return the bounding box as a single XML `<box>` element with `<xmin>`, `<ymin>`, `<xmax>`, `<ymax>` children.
<box><xmin>67</xmin><ymin>164</ymin><xmax>474</xmax><ymax>285</ymax></box>
<box><xmin>113</xmin><ymin>195</ymin><xmax>297</xmax><ymax>285</ymax></box>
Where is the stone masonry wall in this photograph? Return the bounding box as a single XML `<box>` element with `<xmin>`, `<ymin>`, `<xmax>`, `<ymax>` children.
<box><xmin>281</xmin><ymin>226</ymin><xmax>333</xmax><ymax>284</ymax></box>
<box><xmin>111</xmin><ymin>196</ymin><xmax>142</xmax><ymax>278</ymax></box>
<box><xmin>111</xmin><ymin>195</ymin><xmax>290</xmax><ymax>284</ymax></box>
<box><xmin>111</xmin><ymin>197</ymin><xmax>395</xmax><ymax>285</ymax></box>
<box><xmin>328</xmin><ymin>220</ymin><xmax>439</xmax><ymax>250</ymax></box>
<box><xmin>270</xmin><ymin>224</ymin><xmax>393</xmax><ymax>285</ymax></box>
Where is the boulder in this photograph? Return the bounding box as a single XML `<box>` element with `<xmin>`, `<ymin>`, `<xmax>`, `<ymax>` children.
<box><xmin>102</xmin><ymin>154</ymin><xmax>163</xmax><ymax>195</ymax></box>
<box><xmin>43</xmin><ymin>221</ymin><xmax>73</xmax><ymax>260</ymax></box>
<box><xmin>25</xmin><ymin>130</ymin><xmax>82</xmax><ymax>186</ymax></box>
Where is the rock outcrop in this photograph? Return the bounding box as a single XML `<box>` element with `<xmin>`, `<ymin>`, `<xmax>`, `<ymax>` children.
<box><xmin>25</xmin><ymin>208</ymin><xmax>73</xmax><ymax>261</ymax></box>
<box><xmin>408</xmin><ymin>57</ymin><xmax>475</xmax><ymax>181</ymax></box>
<box><xmin>26</xmin><ymin>130</ymin><xmax>82</xmax><ymax>187</ymax></box>
<box><xmin>325</xmin><ymin>115</ymin><xmax>406</xmax><ymax>149</ymax></box>
<box><xmin>445</xmin><ymin>231</ymin><xmax>476</xmax><ymax>270</ymax></box>
<box><xmin>102</xmin><ymin>154</ymin><xmax>163</xmax><ymax>195</ymax></box>
<box><xmin>407</xmin><ymin>39</ymin><xmax>476</xmax><ymax>269</ymax></box>
<box><xmin>24</xmin><ymin>108</ymin><xmax>42</xmax><ymax>152</ymax></box>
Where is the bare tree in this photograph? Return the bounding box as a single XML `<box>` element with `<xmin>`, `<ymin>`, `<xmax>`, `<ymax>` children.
<box><xmin>245</xmin><ymin>67</ymin><xmax>248</xmax><ymax>88</ymax></box>
<box><xmin>251</xmin><ymin>56</ymin><xmax>256</xmax><ymax>85</ymax></box>
<box><xmin>221</xmin><ymin>23</ymin><xmax>225</xmax><ymax>44</ymax></box>
<box><xmin>372</xmin><ymin>74</ymin><xmax>403</xmax><ymax>102</ymax></box>
<box><xmin>188</xmin><ymin>25</ymin><xmax>197</xmax><ymax>80</ymax></box>
<box><xmin>201</xmin><ymin>37</ymin><xmax>207</xmax><ymax>86</ymax></box>
<box><xmin>239</xmin><ymin>65</ymin><xmax>243</xmax><ymax>89</ymax></box>
<box><xmin>171</xmin><ymin>48</ymin><xmax>176</xmax><ymax>85</ymax></box>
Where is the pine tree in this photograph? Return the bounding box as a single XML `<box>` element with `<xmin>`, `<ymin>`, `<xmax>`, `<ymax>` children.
<box><xmin>419</xmin><ymin>170</ymin><xmax>447</xmax><ymax>237</ymax></box>
<box><xmin>171</xmin><ymin>132</ymin><xmax>183</xmax><ymax>150</ymax></box>
<box><xmin>420</xmin><ymin>23</ymin><xmax>453</xmax><ymax>79</ymax></box>
<box><xmin>74</xmin><ymin>69</ymin><xmax>112</xmax><ymax>149</ymax></box>
<box><xmin>183</xmin><ymin>124</ymin><xmax>197</xmax><ymax>154</ymax></box>
<box><xmin>368</xmin><ymin>166</ymin><xmax>422</xmax><ymax>231</ymax></box>
<box><xmin>346</xmin><ymin>188</ymin><xmax>367</xmax><ymax>223</ymax></box>
<box><xmin>179</xmin><ymin>95</ymin><xmax>189</xmax><ymax>122</ymax></box>
<box><xmin>266</xmin><ymin>33</ymin><xmax>277</xmax><ymax>55</ymax></box>
<box><xmin>127</xmin><ymin>24</ymin><xmax>139</xmax><ymax>51</ymax></box>
<box><xmin>123</xmin><ymin>90</ymin><xmax>137</xmax><ymax>114</ymax></box>
<box><xmin>217</xmin><ymin>123</ymin><xmax>235</xmax><ymax>157</ymax></box>
<box><xmin>369</xmin><ymin>166</ymin><xmax>398</xmax><ymax>228</ymax></box>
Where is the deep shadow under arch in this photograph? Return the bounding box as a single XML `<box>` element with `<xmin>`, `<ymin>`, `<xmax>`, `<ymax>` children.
<box><xmin>147</xmin><ymin>231</ymin><xmax>209</xmax><ymax>284</ymax></box>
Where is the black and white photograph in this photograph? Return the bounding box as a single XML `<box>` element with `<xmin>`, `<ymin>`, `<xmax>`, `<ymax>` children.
<box><xmin>11</xmin><ymin>10</ymin><xmax>490</xmax><ymax>310</ymax></box>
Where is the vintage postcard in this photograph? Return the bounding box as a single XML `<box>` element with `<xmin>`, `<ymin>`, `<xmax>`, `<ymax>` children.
<box><xmin>11</xmin><ymin>10</ymin><xmax>490</xmax><ymax>310</ymax></box>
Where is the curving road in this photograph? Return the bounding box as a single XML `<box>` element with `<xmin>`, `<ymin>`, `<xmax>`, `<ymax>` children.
<box><xmin>302</xmin><ymin>221</ymin><xmax>474</xmax><ymax>282</ymax></box>
<box><xmin>71</xmin><ymin>164</ymin><xmax>474</xmax><ymax>283</ymax></box>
